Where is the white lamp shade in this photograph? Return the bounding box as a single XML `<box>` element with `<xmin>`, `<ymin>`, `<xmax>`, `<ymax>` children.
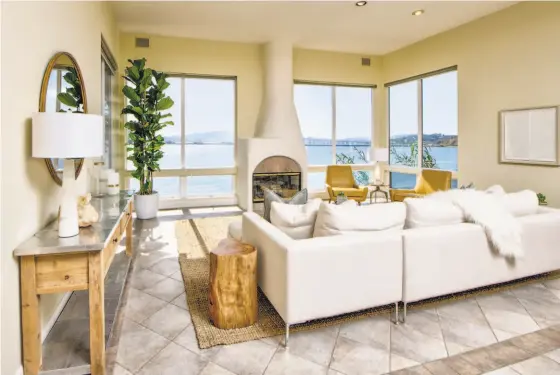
<box><xmin>374</xmin><ymin>148</ymin><xmax>389</xmax><ymax>162</ymax></box>
<box><xmin>32</xmin><ymin>112</ymin><xmax>103</xmax><ymax>158</ymax></box>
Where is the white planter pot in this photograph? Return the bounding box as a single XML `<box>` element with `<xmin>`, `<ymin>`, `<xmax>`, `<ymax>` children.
<box><xmin>134</xmin><ymin>193</ymin><xmax>159</xmax><ymax>220</ymax></box>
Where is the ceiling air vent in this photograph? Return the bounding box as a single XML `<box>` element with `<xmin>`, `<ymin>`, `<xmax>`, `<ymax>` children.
<box><xmin>361</xmin><ymin>57</ymin><xmax>371</xmax><ymax>66</ymax></box>
<box><xmin>135</xmin><ymin>37</ymin><xmax>150</xmax><ymax>48</ymax></box>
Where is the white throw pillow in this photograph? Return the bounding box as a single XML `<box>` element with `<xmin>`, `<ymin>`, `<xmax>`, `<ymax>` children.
<box><xmin>485</xmin><ymin>185</ymin><xmax>506</xmax><ymax>195</ymax></box>
<box><xmin>404</xmin><ymin>197</ymin><xmax>464</xmax><ymax>228</ymax></box>
<box><xmin>313</xmin><ymin>202</ymin><xmax>406</xmax><ymax>237</ymax></box>
<box><xmin>270</xmin><ymin>198</ymin><xmax>322</xmax><ymax>239</ymax></box>
<box><xmin>501</xmin><ymin>190</ymin><xmax>538</xmax><ymax>217</ymax></box>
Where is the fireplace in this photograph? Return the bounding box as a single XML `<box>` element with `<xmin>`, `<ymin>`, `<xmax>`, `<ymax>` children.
<box><xmin>252</xmin><ymin>156</ymin><xmax>302</xmax><ymax>203</ymax></box>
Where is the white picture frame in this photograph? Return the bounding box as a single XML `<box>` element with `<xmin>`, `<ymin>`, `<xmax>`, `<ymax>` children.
<box><xmin>499</xmin><ymin>106</ymin><xmax>560</xmax><ymax>166</ymax></box>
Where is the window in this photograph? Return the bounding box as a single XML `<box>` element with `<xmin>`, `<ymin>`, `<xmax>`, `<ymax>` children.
<box><xmin>388</xmin><ymin>68</ymin><xmax>458</xmax><ymax>187</ymax></box>
<box><xmin>295</xmin><ymin>83</ymin><xmax>373</xmax><ymax>166</ymax></box>
<box><xmin>126</xmin><ymin>75</ymin><xmax>236</xmax><ymax>199</ymax></box>
<box><xmin>101</xmin><ymin>57</ymin><xmax>114</xmax><ymax>167</ymax></box>
<box><xmin>294</xmin><ymin>82</ymin><xmax>374</xmax><ymax>189</ymax></box>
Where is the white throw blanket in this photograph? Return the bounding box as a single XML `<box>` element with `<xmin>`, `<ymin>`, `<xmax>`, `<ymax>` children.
<box><xmin>425</xmin><ymin>189</ymin><xmax>523</xmax><ymax>258</ymax></box>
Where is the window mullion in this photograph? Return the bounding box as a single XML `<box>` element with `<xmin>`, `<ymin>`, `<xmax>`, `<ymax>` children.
<box><xmin>180</xmin><ymin>78</ymin><xmax>187</xmax><ymax>198</ymax></box>
<box><xmin>417</xmin><ymin>79</ymin><xmax>423</xmax><ymax>170</ymax></box>
<box><xmin>331</xmin><ymin>86</ymin><xmax>336</xmax><ymax>164</ymax></box>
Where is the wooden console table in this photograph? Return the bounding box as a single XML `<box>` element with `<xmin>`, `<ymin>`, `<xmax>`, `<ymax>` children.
<box><xmin>14</xmin><ymin>192</ymin><xmax>134</xmax><ymax>375</ymax></box>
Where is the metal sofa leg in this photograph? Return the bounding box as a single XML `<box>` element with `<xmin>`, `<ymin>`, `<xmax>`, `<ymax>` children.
<box><xmin>394</xmin><ymin>302</ymin><xmax>400</xmax><ymax>325</ymax></box>
<box><xmin>284</xmin><ymin>324</ymin><xmax>290</xmax><ymax>348</ymax></box>
<box><xmin>402</xmin><ymin>302</ymin><xmax>407</xmax><ymax>323</ymax></box>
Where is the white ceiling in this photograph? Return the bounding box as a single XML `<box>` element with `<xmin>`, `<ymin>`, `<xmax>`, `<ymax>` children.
<box><xmin>112</xmin><ymin>1</ymin><xmax>515</xmax><ymax>55</ymax></box>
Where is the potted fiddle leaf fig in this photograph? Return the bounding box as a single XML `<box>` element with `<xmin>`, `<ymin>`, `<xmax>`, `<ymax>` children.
<box><xmin>122</xmin><ymin>58</ymin><xmax>174</xmax><ymax>219</ymax></box>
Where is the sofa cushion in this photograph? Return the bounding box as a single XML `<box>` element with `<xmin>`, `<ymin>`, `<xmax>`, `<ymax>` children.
<box><xmin>404</xmin><ymin>197</ymin><xmax>464</xmax><ymax>228</ymax></box>
<box><xmin>270</xmin><ymin>198</ymin><xmax>322</xmax><ymax>239</ymax></box>
<box><xmin>313</xmin><ymin>201</ymin><xmax>406</xmax><ymax>237</ymax></box>
<box><xmin>502</xmin><ymin>190</ymin><xmax>539</xmax><ymax>217</ymax></box>
<box><xmin>263</xmin><ymin>188</ymin><xmax>308</xmax><ymax>222</ymax></box>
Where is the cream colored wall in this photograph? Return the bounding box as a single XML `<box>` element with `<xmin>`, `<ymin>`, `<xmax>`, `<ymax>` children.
<box><xmin>1</xmin><ymin>2</ymin><xmax>118</xmax><ymax>374</ymax></box>
<box><xmin>381</xmin><ymin>2</ymin><xmax>560</xmax><ymax>205</ymax></box>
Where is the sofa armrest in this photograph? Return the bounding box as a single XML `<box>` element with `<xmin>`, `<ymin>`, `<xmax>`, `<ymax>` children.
<box><xmin>242</xmin><ymin>212</ymin><xmax>294</xmax><ymax>321</ymax></box>
<box><xmin>390</xmin><ymin>189</ymin><xmax>420</xmax><ymax>202</ymax></box>
<box><xmin>325</xmin><ymin>183</ymin><xmax>334</xmax><ymax>199</ymax></box>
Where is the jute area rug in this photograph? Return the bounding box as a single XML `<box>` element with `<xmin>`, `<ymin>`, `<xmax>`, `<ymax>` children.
<box><xmin>176</xmin><ymin>216</ymin><xmax>560</xmax><ymax>349</ymax></box>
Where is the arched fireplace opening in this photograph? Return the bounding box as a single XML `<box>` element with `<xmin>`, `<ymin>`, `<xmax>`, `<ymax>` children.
<box><xmin>252</xmin><ymin>156</ymin><xmax>302</xmax><ymax>203</ymax></box>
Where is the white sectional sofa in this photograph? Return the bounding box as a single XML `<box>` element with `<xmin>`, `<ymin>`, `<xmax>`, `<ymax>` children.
<box><xmin>240</xmin><ymin>191</ymin><xmax>560</xmax><ymax>346</ymax></box>
<box><xmin>402</xmin><ymin>206</ymin><xmax>560</xmax><ymax>315</ymax></box>
<box><xmin>242</xmin><ymin>211</ymin><xmax>403</xmax><ymax>345</ymax></box>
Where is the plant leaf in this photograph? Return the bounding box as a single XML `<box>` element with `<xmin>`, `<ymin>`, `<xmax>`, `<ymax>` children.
<box><xmin>156</xmin><ymin>97</ymin><xmax>174</xmax><ymax>111</ymax></box>
<box><xmin>122</xmin><ymin>86</ymin><xmax>141</xmax><ymax>102</ymax></box>
<box><xmin>57</xmin><ymin>93</ymin><xmax>77</xmax><ymax>107</ymax></box>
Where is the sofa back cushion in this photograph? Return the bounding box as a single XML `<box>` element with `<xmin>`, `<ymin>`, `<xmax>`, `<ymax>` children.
<box><xmin>501</xmin><ymin>190</ymin><xmax>539</xmax><ymax>217</ymax></box>
<box><xmin>404</xmin><ymin>197</ymin><xmax>464</xmax><ymax>228</ymax></box>
<box><xmin>313</xmin><ymin>201</ymin><xmax>406</xmax><ymax>237</ymax></box>
<box><xmin>270</xmin><ymin>198</ymin><xmax>322</xmax><ymax>239</ymax></box>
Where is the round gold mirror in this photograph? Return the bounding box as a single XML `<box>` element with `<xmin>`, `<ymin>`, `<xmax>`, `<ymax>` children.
<box><xmin>39</xmin><ymin>52</ymin><xmax>88</xmax><ymax>185</ymax></box>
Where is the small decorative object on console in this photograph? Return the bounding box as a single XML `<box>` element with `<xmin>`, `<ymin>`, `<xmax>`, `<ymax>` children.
<box><xmin>537</xmin><ymin>193</ymin><xmax>547</xmax><ymax>205</ymax></box>
<box><xmin>460</xmin><ymin>182</ymin><xmax>475</xmax><ymax>189</ymax></box>
<box><xmin>77</xmin><ymin>193</ymin><xmax>99</xmax><ymax>227</ymax></box>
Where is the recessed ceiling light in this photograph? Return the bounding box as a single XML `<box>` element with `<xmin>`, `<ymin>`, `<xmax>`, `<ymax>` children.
<box><xmin>355</xmin><ymin>1</ymin><xmax>367</xmax><ymax>7</ymax></box>
<box><xmin>412</xmin><ymin>9</ymin><xmax>425</xmax><ymax>16</ymax></box>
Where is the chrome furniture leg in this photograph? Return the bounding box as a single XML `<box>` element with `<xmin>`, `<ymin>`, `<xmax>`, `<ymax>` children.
<box><xmin>402</xmin><ymin>302</ymin><xmax>407</xmax><ymax>323</ymax></box>
<box><xmin>284</xmin><ymin>324</ymin><xmax>290</xmax><ymax>348</ymax></box>
<box><xmin>394</xmin><ymin>302</ymin><xmax>399</xmax><ymax>325</ymax></box>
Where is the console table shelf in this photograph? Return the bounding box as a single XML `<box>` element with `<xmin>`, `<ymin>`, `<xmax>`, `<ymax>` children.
<box><xmin>14</xmin><ymin>192</ymin><xmax>135</xmax><ymax>375</ymax></box>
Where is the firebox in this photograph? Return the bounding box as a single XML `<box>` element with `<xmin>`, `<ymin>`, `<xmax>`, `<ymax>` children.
<box><xmin>252</xmin><ymin>172</ymin><xmax>301</xmax><ymax>203</ymax></box>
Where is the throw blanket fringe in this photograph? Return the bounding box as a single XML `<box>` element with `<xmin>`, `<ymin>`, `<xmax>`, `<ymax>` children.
<box><xmin>426</xmin><ymin>189</ymin><xmax>523</xmax><ymax>258</ymax></box>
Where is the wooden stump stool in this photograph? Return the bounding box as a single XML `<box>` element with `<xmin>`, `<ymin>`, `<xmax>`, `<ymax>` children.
<box><xmin>209</xmin><ymin>238</ymin><xmax>257</xmax><ymax>329</ymax></box>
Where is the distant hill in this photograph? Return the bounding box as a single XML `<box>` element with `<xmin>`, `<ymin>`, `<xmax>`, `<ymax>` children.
<box><xmin>161</xmin><ymin>132</ymin><xmax>456</xmax><ymax>147</ymax></box>
<box><xmin>164</xmin><ymin>131</ymin><xmax>234</xmax><ymax>144</ymax></box>
<box><xmin>390</xmin><ymin>133</ymin><xmax>457</xmax><ymax>147</ymax></box>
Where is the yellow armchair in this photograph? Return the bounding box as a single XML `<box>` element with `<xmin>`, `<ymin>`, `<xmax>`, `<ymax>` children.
<box><xmin>390</xmin><ymin>169</ymin><xmax>452</xmax><ymax>202</ymax></box>
<box><xmin>326</xmin><ymin>165</ymin><xmax>368</xmax><ymax>204</ymax></box>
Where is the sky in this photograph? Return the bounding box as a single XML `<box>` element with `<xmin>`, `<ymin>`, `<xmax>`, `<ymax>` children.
<box><xmin>162</xmin><ymin>77</ymin><xmax>235</xmax><ymax>139</ymax></box>
<box><xmin>389</xmin><ymin>70</ymin><xmax>458</xmax><ymax>137</ymax></box>
<box><xmin>160</xmin><ymin>70</ymin><xmax>457</xmax><ymax>141</ymax></box>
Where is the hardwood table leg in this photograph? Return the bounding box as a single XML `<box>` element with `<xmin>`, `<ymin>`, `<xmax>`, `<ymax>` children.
<box><xmin>21</xmin><ymin>256</ymin><xmax>41</xmax><ymax>375</ymax></box>
<box><xmin>126</xmin><ymin>211</ymin><xmax>133</xmax><ymax>257</ymax></box>
<box><xmin>88</xmin><ymin>251</ymin><xmax>106</xmax><ymax>375</ymax></box>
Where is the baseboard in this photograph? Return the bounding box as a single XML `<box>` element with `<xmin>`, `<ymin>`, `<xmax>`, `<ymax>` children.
<box><xmin>41</xmin><ymin>291</ymin><xmax>72</xmax><ymax>342</ymax></box>
<box><xmin>159</xmin><ymin>196</ymin><xmax>238</xmax><ymax>210</ymax></box>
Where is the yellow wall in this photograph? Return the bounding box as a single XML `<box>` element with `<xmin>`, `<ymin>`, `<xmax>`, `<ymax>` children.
<box><xmin>117</xmin><ymin>34</ymin><xmax>383</xmax><ymax>170</ymax></box>
<box><xmin>382</xmin><ymin>2</ymin><xmax>560</xmax><ymax>204</ymax></box>
<box><xmin>0</xmin><ymin>2</ymin><xmax>118</xmax><ymax>374</ymax></box>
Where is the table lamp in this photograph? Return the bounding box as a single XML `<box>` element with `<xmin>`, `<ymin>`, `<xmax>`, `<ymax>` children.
<box><xmin>32</xmin><ymin>112</ymin><xmax>103</xmax><ymax>237</ymax></box>
<box><xmin>373</xmin><ymin>148</ymin><xmax>389</xmax><ymax>184</ymax></box>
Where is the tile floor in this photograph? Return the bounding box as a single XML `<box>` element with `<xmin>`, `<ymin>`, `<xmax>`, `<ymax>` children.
<box><xmin>110</xmin><ymin>209</ymin><xmax>560</xmax><ymax>375</ymax></box>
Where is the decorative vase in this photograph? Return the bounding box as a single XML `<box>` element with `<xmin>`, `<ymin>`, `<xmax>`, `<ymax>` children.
<box><xmin>134</xmin><ymin>193</ymin><xmax>159</xmax><ymax>220</ymax></box>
